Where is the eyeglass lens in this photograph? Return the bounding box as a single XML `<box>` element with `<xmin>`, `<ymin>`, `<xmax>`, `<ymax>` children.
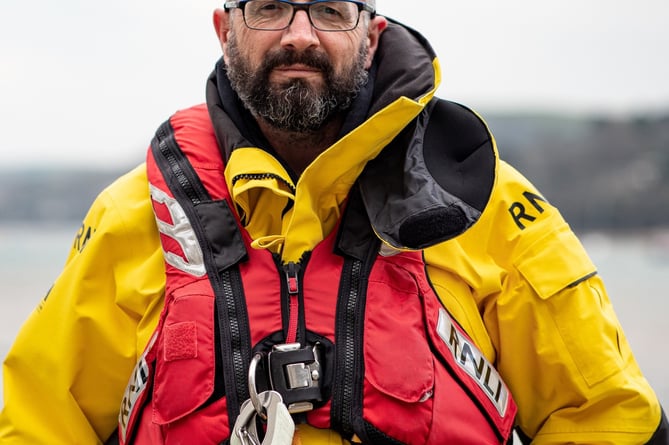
<box><xmin>243</xmin><ymin>1</ymin><xmax>361</xmax><ymax>31</ymax></box>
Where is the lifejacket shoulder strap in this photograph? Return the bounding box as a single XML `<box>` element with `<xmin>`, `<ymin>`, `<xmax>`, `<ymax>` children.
<box><xmin>147</xmin><ymin>106</ymin><xmax>253</xmax><ymax>426</ymax></box>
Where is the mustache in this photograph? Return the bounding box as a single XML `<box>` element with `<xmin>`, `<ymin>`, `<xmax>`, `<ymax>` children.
<box><xmin>261</xmin><ymin>49</ymin><xmax>332</xmax><ymax>74</ymax></box>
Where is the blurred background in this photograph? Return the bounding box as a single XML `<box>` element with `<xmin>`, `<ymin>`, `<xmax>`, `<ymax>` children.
<box><xmin>1</xmin><ymin>0</ymin><xmax>668</xmax><ymax>411</ymax></box>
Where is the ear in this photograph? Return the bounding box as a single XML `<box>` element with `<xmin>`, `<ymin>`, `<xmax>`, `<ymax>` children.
<box><xmin>213</xmin><ymin>8</ymin><xmax>232</xmax><ymax>54</ymax></box>
<box><xmin>364</xmin><ymin>15</ymin><xmax>388</xmax><ymax>69</ymax></box>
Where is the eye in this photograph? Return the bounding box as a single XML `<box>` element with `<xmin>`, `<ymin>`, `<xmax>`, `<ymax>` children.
<box><xmin>312</xmin><ymin>2</ymin><xmax>346</xmax><ymax>19</ymax></box>
<box><xmin>258</xmin><ymin>1</ymin><xmax>279</xmax><ymax>11</ymax></box>
<box><xmin>252</xmin><ymin>0</ymin><xmax>289</xmax><ymax>15</ymax></box>
<box><xmin>321</xmin><ymin>5</ymin><xmax>342</xmax><ymax>17</ymax></box>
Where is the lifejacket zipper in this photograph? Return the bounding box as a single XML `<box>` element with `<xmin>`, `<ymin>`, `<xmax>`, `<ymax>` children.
<box><xmin>155</xmin><ymin>124</ymin><xmax>206</xmax><ymax>204</ymax></box>
<box><xmin>283</xmin><ymin>261</ymin><xmax>301</xmax><ymax>344</ymax></box>
<box><xmin>332</xmin><ymin>258</ymin><xmax>364</xmax><ymax>437</ymax></box>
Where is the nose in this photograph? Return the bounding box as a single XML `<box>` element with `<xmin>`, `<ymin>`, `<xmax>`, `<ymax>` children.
<box><xmin>281</xmin><ymin>9</ymin><xmax>319</xmax><ymax>50</ymax></box>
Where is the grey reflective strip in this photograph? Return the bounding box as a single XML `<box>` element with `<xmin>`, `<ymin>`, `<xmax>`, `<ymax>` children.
<box><xmin>150</xmin><ymin>184</ymin><xmax>206</xmax><ymax>277</ymax></box>
<box><xmin>436</xmin><ymin>308</ymin><xmax>510</xmax><ymax>417</ymax></box>
<box><xmin>119</xmin><ymin>332</ymin><xmax>158</xmax><ymax>442</ymax></box>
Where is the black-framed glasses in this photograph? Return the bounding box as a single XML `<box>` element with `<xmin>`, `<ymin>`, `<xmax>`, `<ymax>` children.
<box><xmin>223</xmin><ymin>0</ymin><xmax>376</xmax><ymax>32</ymax></box>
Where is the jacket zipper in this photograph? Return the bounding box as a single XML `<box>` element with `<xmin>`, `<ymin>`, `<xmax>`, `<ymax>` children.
<box><xmin>232</xmin><ymin>173</ymin><xmax>296</xmax><ymax>195</ymax></box>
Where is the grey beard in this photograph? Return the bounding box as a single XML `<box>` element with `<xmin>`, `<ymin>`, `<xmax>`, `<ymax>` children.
<box><xmin>254</xmin><ymin>79</ymin><xmax>339</xmax><ymax>132</ymax></box>
<box><xmin>226</xmin><ymin>37</ymin><xmax>369</xmax><ymax>133</ymax></box>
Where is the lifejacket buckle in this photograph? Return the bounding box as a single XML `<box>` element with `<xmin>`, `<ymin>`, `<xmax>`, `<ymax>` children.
<box><xmin>267</xmin><ymin>343</ymin><xmax>323</xmax><ymax>413</ymax></box>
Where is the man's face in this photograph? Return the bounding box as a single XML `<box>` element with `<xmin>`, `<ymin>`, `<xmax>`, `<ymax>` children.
<box><xmin>222</xmin><ymin>6</ymin><xmax>373</xmax><ymax>132</ymax></box>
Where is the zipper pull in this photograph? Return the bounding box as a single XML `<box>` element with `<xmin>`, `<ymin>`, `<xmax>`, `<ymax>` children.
<box><xmin>285</xmin><ymin>262</ymin><xmax>300</xmax><ymax>295</ymax></box>
<box><xmin>283</xmin><ymin>262</ymin><xmax>300</xmax><ymax>344</ymax></box>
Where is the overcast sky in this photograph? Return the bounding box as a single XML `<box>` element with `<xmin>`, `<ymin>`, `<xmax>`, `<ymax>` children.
<box><xmin>2</xmin><ymin>0</ymin><xmax>668</xmax><ymax>169</ymax></box>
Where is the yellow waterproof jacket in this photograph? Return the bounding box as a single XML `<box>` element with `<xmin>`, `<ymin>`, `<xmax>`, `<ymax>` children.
<box><xmin>1</xmin><ymin>19</ymin><xmax>665</xmax><ymax>445</ymax></box>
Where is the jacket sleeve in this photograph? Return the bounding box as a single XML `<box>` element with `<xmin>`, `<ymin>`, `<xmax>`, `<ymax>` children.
<box><xmin>0</xmin><ymin>164</ymin><xmax>165</xmax><ymax>444</ymax></box>
<box><xmin>427</xmin><ymin>160</ymin><xmax>667</xmax><ymax>444</ymax></box>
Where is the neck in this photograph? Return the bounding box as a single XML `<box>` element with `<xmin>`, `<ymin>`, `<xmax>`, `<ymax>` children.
<box><xmin>258</xmin><ymin>115</ymin><xmax>345</xmax><ymax>177</ymax></box>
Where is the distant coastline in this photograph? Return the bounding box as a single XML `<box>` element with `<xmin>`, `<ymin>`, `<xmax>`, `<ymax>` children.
<box><xmin>2</xmin><ymin>111</ymin><xmax>668</xmax><ymax>232</ymax></box>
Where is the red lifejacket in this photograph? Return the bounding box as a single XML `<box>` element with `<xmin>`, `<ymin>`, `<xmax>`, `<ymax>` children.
<box><xmin>117</xmin><ymin>104</ymin><xmax>517</xmax><ymax>444</ymax></box>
